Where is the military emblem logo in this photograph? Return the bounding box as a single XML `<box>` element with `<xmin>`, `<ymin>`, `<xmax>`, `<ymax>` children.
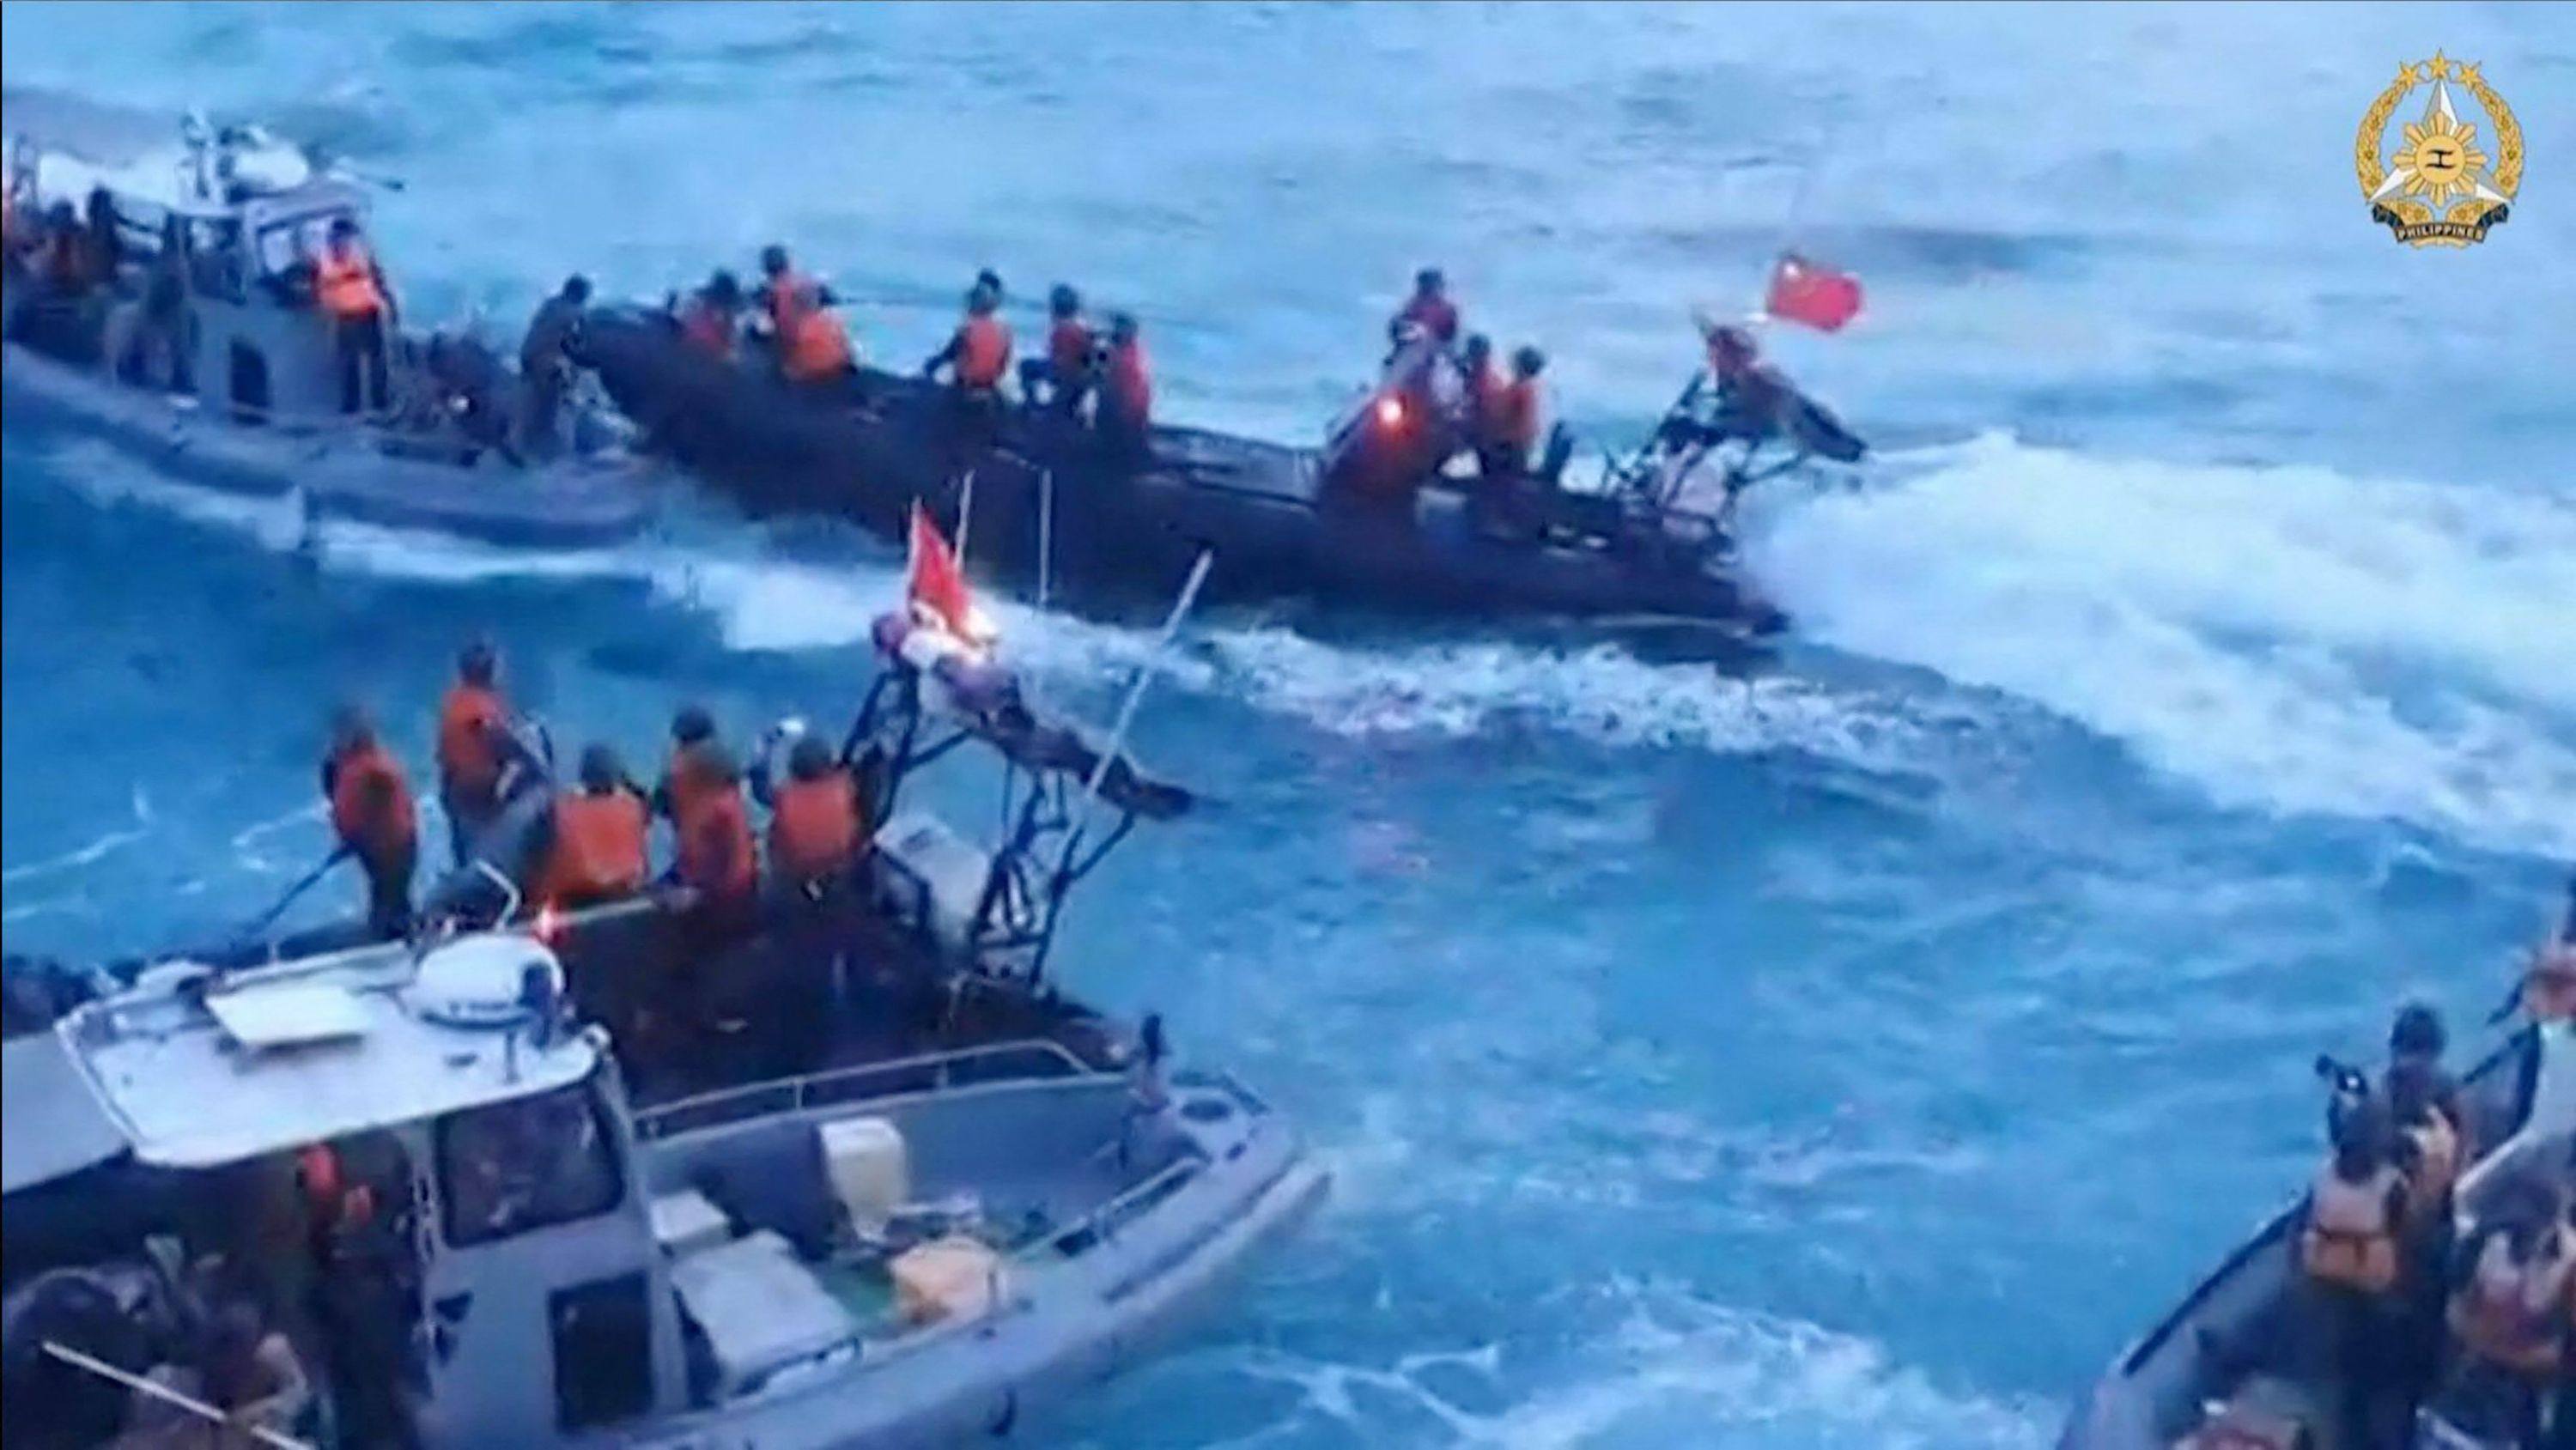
<box><xmin>2356</xmin><ymin>52</ymin><xmax>2523</xmax><ymax>247</ymax></box>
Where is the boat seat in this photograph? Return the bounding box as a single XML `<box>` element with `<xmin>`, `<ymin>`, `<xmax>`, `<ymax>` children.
<box><xmin>668</xmin><ymin>1230</ymin><xmax>858</xmax><ymax>1398</ymax></box>
<box><xmin>685</xmin><ymin>1120</ymin><xmax>841</xmax><ymax>1259</ymax></box>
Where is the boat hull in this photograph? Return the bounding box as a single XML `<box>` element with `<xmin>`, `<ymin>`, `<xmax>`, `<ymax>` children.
<box><xmin>580</xmin><ymin>311</ymin><xmax>1781</xmax><ymax>631</ymax></box>
<box><xmin>2</xmin><ymin>338</ymin><xmax>654</xmax><ymax>550</ymax></box>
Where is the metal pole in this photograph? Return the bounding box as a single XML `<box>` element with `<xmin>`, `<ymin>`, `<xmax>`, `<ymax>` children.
<box><xmin>41</xmin><ymin>1342</ymin><xmax>313</xmax><ymax>1450</ymax></box>
<box><xmin>1036</xmin><ymin>468</ymin><xmax>1055</xmax><ymax>612</ymax></box>
<box><xmin>1032</xmin><ymin>549</ymin><xmax>1213</xmax><ymax>985</ymax></box>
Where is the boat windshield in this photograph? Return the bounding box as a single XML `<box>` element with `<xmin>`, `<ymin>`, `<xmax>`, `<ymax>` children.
<box><xmin>435</xmin><ymin>1078</ymin><xmax>624</xmax><ymax>1247</ymax></box>
<box><xmin>252</xmin><ymin>209</ymin><xmax>352</xmax><ymax>280</ymax></box>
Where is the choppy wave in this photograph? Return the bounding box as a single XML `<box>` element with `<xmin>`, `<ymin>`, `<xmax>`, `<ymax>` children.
<box><xmin>1753</xmin><ymin>434</ymin><xmax>2576</xmax><ymax>858</ymax></box>
<box><xmin>1162</xmin><ymin>1282</ymin><xmax>2050</xmax><ymax>1449</ymax></box>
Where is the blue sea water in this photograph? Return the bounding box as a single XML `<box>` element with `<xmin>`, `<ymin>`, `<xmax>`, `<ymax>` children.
<box><xmin>4</xmin><ymin>3</ymin><xmax>2573</xmax><ymax>1445</ymax></box>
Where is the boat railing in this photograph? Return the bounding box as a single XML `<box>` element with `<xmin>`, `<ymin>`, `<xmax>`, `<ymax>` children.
<box><xmin>1022</xmin><ymin>1153</ymin><xmax>1203</xmax><ymax>1265</ymax></box>
<box><xmin>632</xmin><ymin>1038</ymin><xmax>1108</xmax><ymax>1142</ymax></box>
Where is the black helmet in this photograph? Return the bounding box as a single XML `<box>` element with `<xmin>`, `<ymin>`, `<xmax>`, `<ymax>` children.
<box><xmin>2390</xmin><ymin>1002</ymin><xmax>2445</xmax><ymax>1059</ymax></box>
<box><xmin>1461</xmin><ymin>333</ymin><xmax>1492</xmax><ymax>361</ymax></box>
<box><xmin>975</xmin><ymin>268</ymin><xmax>1004</xmax><ymax>298</ymax></box>
<box><xmin>704</xmin><ymin>270</ymin><xmax>743</xmax><ymax>307</ymax></box>
<box><xmin>1511</xmin><ymin>344</ymin><xmax>1546</xmax><ymax>377</ymax></box>
<box><xmin>1415</xmin><ymin>266</ymin><xmax>1444</xmax><ymax>294</ymax></box>
<box><xmin>458</xmin><ymin>639</ymin><xmax>499</xmax><ymax>685</ymax></box>
<box><xmin>968</xmin><ymin>282</ymin><xmax>999</xmax><ymax>315</ymax></box>
<box><xmin>578</xmin><ymin>743</ymin><xmax>623</xmax><ymax>792</ymax></box>
<box><xmin>1109</xmin><ymin>311</ymin><xmax>1139</xmax><ymax>343</ymax></box>
<box><xmin>562</xmin><ymin>274</ymin><xmax>592</xmax><ymax>305</ymax></box>
<box><xmin>760</xmin><ymin>245</ymin><xmax>789</xmax><ymax>276</ymax></box>
<box><xmin>671</xmin><ymin>703</ymin><xmax>715</xmax><ymax>745</ymax></box>
<box><xmin>787</xmin><ymin>733</ymin><xmax>835</xmax><ymax>781</ymax></box>
<box><xmin>1049</xmin><ymin>283</ymin><xmax>1080</xmax><ymax>317</ymax></box>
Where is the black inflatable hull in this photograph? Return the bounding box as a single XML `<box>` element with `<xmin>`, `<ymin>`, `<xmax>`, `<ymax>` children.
<box><xmin>581</xmin><ymin>312</ymin><xmax>1781</xmax><ymax>631</ymax></box>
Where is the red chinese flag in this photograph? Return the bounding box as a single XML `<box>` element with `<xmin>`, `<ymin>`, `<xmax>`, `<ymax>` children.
<box><xmin>1765</xmin><ymin>252</ymin><xmax>1863</xmax><ymax>333</ymax></box>
<box><xmin>906</xmin><ymin>503</ymin><xmax>974</xmax><ymax>638</ymax></box>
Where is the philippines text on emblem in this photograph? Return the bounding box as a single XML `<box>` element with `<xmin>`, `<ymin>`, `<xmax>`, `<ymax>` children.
<box><xmin>2355</xmin><ymin>52</ymin><xmax>2523</xmax><ymax>248</ymax></box>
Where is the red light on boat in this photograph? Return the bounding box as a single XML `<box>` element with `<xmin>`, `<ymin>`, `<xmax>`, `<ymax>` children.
<box><xmin>1374</xmin><ymin>395</ymin><xmax>1405</xmax><ymax>429</ymax></box>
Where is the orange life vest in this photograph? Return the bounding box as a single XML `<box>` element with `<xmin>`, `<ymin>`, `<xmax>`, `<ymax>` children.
<box><xmin>676</xmin><ymin>781</ymin><xmax>757</xmax><ymax>903</ymax></box>
<box><xmin>783</xmin><ymin>306</ymin><xmax>854</xmax><ymax>382</ymax></box>
<box><xmin>543</xmin><ymin>789</ymin><xmax>649</xmax><ymax>905</ymax></box>
<box><xmin>435</xmin><ymin>684</ymin><xmax>507</xmax><ymax>796</ymax></box>
<box><xmin>1048</xmin><ymin>319</ymin><xmax>1092</xmax><ymax>381</ymax></box>
<box><xmin>768</xmin><ymin>772</ymin><xmax>861</xmax><ymax>883</ymax></box>
<box><xmin>957</xmin><ymin>314</ymin><xmax>1011</xmax><ymax>389</ymax></box>
<box><xmin>328</xmin><ymin>743</ymin><xmax>416</xmax><ymax>860</ymax></box>
<box><xmin>1487</xmin><ymin>377</ymin><xmax>1540</xmax><ymax>452</ymax></box>
<box><xmin>1105</xmin><ymin>340</ymin><xmax>1151</xmax><ymax>428</ymax></box>
<box><xmin>2300</xmin><ymin>1163</ymin><xmax>2401</xmax><ymax>1294</ymax></box>
<box><xmin>1398</xmin><ymin>294</ymin><xmax>1458</xmax><ymax>343</ymax></box>
<box><xmin>762</xmin><ymin>270</ymin><xmax>814</xmax><ymax>327</ymax></box>
<box><xmin>316</xmin><ymin>243</ymin><xmax>385</xmax><ymax>320</ymax></box>
<box><xmin>679</xmin><ymin>299</ymin><xmax>735</xmax><ymax>360</ymax></box>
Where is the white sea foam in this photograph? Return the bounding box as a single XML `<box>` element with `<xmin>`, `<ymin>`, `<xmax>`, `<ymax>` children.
<box><xmin>1752</xmin><ymin>434</ymin><xmax>2576</xmax><ymax>858</ymax></box>
<box><xmin>1202</xmin><ymin>1283</ymin><xmax>2050</xmax><ymax>1449</ymax></box>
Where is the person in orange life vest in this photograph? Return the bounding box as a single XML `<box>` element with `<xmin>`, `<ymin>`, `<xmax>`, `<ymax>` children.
<box><xmin>651</xmin><ymin>704</ymin><xmax>721</xmax><ymax>830</ymax></box>
<box><xmin>2300</xmin><ymin>1095</ymin><xmax>2413</xmax><ymax>1448</ymax></box>
<box><xmin>1393</xmin><ymin>266</ymin><xmax>1459</xmax><ymax>350</ymax></box>
<box><xmin>434</xmin><ymin>640</ymin><xmax>510</xmax><ymax>870</ymax></box>
<box><xmin>753</xmin><ymin>733</ymin><xmax>866</xmax><ymax>891</ymax></box>
<box><xmin>1476</xmin><ymin>345</ymin><xmax>1546</xmax><ymax>481</ymax></box>
<box><xmin>1018</xmin><ymin>282</ymin><xmax>1094</xmax><ymax>413</ymax></box>
<box><xmin>538</xmin><ymin>744</ymin><xmax>651</xmax><ymax>910</ymax></box>
<box><xmin>754</xmin><ymin>244</ymin><xmax>833</xmax><ymax>334</ymax></box>
<box><xmin>1095</xmin><ymin>311</ymin><xmax>1153</xmax><ymax>455</ymax></box>
<box><xmin>778</xmin><ymin>280</ymin><xmax>856</xmax><ymax>385</ymax></box>
<box><xmin>922</xmin><ymin>279</ymin><xmax>1013</xmax><ymax>395</ymax></box>
<box><xmin>677</xmin><ymin>270</ymin><xmax>744</xmax><ymax>361</ymax></box>
<box><xmin>666</xmin><ymin>738</ymin><xmax>756</xmax><ymax>904</ymax></box>
<box><xmin>314</xmin><ymin>216</ymin><xmax>393</xmax><ymax>415</ymax></box>
<box><xmin>321</xmin><ymin>707</ymin><xmax>417</xmax><ymax>939</ymax></box>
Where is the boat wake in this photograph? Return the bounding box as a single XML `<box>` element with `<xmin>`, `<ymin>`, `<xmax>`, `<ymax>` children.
<box><xmin>1751</xmin><ymin>433</ymin><xmax>2576</xmax><ymax>859</ymax></box>
<box><xmin>29</xmin><ymin>428</ymin><xmax>2572</xmax><ymax>860</ymax></box>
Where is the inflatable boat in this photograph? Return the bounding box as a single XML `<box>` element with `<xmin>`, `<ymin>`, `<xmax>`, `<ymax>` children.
<box><xmin>2059</xmin><ymin>1021</ymin><xmax>2576</xmax><ymax>1449</ymax></box>
<box><xmin>2</xmin><ymin>89</ymin><xmax>652</xmax><ymax>549</ymax></box>
<box><xmin>580</xmin><ymin>307</ymin><xmax>1808</xmax><ymax>632</ymax></box>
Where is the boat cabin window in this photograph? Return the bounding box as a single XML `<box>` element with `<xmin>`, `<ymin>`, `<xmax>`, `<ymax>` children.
<box><xmin>254</xmin><ymin>211</ymin><xmax>350</xmax><ymax>280</ymax></box>
<box><xmin>435</xmin><ymin>1082</ymin><xmax>623</xmax><ymax>1247</ymax></box>
<box><xmin>187</xmin><ymin>216</ymin><xmax>246</xmax><ymax>301</ymax></box>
